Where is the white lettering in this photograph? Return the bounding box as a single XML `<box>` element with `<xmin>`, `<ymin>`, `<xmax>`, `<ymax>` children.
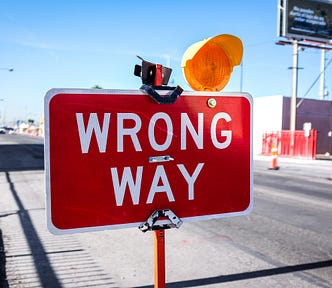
<box><xmin>76</xmin><ymin>113</ymin><xmax>110</xmax><ymax>154</ymax></box>
<box><xmin>181</xmin><ymin>113</ymin><xmax>203</xmax><ymax>150</ymax></box>
<box><xmin>117</xmin><ymin>113</ymin><xmax>142</xmax><ymax>152</ymax></box>
<box><xmin>148</xmin><ymin>112</ymin><xmax>173</xmax><ymax>151</ymax></box>
<box><xmin>211</xmin><ymin>112</ymin><xmax>232</xmax><ymax>149</ymax></box>
<box><xmin>146</xmin><ymin>165</ymin><xmax>175</xmax><ymax>203</ymax></box>
<box><xmin>76</xmin><ymin>111</ymin><xmax>234</xmax><ymax>154</ymax></box>
<box><xmin>177</xmin><ymin>163</ymin><xmax>204</xmax><ymax>200</ymax></box>
<box><xmin>110</xmin><ymin>166</ymin><xmax>143</xmax><ymax>206</ymax></box>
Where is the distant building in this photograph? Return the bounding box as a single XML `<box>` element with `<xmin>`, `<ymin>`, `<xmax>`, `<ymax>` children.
<box><xmin>253</xmin><ymin>96</ymin><xmax>332</xmax><ymax>156</ymax></box>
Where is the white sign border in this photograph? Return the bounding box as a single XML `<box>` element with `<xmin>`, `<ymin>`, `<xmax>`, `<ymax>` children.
<box><xmin>44</xmin><ymin>88</ymin><xmax>253</xmax><ymax>235</ymax></box>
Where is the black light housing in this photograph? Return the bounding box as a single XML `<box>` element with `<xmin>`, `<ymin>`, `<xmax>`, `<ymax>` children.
<box><xmin>134</xmin><ymin>56</ymin><xmax>172</xmax><ymax>86</ymax></box>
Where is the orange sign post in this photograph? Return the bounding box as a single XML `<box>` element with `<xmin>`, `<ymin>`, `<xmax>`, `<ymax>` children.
<box><xmin>154</xmin><ymin>230</ymin><xmax>166</xmax><ymax>288</ymax></box>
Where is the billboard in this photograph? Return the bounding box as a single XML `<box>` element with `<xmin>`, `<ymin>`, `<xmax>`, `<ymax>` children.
<box><xmin>278</xmin><ymin>0</ymin><xmax>332</xmax><ymax>43</ymax></box>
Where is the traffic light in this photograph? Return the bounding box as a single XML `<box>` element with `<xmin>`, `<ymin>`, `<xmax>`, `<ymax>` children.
<box><xmin>181</xmin><ymin>34</ymin><xmax>243</xmax><ymax>91</ymax></box>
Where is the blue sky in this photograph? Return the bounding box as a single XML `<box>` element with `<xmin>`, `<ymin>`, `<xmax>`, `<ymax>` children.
<box><xmin>0</xmin><ymin>0</ymin><xmax>331</xmax><ymax>124</ymax></box>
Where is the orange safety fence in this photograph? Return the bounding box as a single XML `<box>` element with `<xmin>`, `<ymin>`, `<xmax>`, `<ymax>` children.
<box><xmin>261</xmin><ymin>130</ymin><xmax>317</xmax><ymax>159</ymax></box>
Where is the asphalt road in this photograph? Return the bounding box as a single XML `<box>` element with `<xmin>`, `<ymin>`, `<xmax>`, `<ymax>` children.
<box><xmin>0</xmin><ymin>134</ymin><xmax>331</xmax><ymax>287</ymax></box>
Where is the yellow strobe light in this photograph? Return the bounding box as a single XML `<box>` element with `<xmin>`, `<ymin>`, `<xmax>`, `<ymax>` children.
<box><xmin>181</xmin><ymin>34</ymin><xmax>243</xmax><ymax>91</ymax></box>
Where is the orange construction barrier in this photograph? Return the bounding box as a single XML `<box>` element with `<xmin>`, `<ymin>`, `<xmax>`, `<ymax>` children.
<box><xmin>268</xmin><ymin>143</ymin><xmax>279</xmax><ymax>170</ymax></box>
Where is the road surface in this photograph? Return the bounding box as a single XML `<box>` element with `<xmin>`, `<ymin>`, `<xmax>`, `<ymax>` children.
<box><xmin>0</xmin><ymin>134</ymin><xmax>331</xmax><ymax>287</ymax></box>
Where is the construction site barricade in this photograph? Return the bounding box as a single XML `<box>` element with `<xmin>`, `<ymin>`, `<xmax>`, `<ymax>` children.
<box><xmin>262</xmin><ymin>130</ymin><xmax>317</xmax><ymax>159</ymax></box>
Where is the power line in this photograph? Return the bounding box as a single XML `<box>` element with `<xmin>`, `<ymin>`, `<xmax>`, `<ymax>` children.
<box><xmin>297</xmin><ymin>56</ymin><xmax>332</xmax><ymax>107</ymax></box>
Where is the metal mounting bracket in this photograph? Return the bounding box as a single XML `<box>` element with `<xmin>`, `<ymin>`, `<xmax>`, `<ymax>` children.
<box><xmin>140</xmin><ymin>84</ymin><xmax>183</xmax><ymax>104</ymax></box>
<box><xmin>139</xmin><ymin>209</ymin><xmax>183</xmax><ymax>232</ymax></box>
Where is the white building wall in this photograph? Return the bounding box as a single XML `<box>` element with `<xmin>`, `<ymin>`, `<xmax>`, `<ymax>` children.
<box><xmin>253</xmin><ymin>95</ymin><xmax>284</xmax><ymax>155</ymax></box>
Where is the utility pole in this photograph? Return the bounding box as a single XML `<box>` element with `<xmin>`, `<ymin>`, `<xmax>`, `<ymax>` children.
<box><xmin>319</xmin><ymin>47</ymin><xmax>326</xmax><ymax>100</ymax></box>
<box><xmin>290</xmin><ymin>40</ymin><xmax>298</xmax><ymax>132</ymax></box>
<box><xmin>289</xmin><ymin>40</ymin><xmax>299</xmax><ymax>156</ymax></box>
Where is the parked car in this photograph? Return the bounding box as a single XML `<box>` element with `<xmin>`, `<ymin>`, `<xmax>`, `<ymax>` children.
<box><xmin>0</xmin><ymin>126</ymin><xmax>15</xmax><ymax>134</ymax></box>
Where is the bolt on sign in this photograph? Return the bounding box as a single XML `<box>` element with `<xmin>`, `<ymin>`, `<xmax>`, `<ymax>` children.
<box><xmin>45</xmin><ymin>89</ymin><xmax>253</xmax><ymax>234</ymax></box>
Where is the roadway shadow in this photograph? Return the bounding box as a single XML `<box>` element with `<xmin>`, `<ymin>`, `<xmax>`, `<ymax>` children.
<box><xmin>0</xmin><ymin>144</ymin><xmax>44</xmax><ymax>172</ymax></box>
<box><xmin>0</xmin><ymin>229</ymin><xmax>9</xmax><ymax>288</ymax></box>
<box><xmin>134</xmin><ymin>259</ymin><xmax>332</xmax><ymax>288</ymax></box>
<box><xmin>0</xmin><ymin>142</ymin><xmax>44</xmax><ymax>286</ymax></box>
<box><xmin>2</xmin><ymin>171</ymin><xmax>61</xmax><ymax>287</ymax></box>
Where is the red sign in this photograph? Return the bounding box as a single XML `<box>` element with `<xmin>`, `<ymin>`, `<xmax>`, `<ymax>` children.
<box><xmin>45</xmin><ymin>89</ymin><xmax>253</xmax><ymax>234</ymax></box>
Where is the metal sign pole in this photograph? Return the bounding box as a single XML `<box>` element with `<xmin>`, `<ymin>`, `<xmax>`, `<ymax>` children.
<box><xmin>139</xmin><ymin>209</ymin><xmax>182</xmax><ymax>288</ymax></box>
<box><xmin>154</xmin><ymin>230</ymin><xmax>166</xmax><ymax>288</ymax></box>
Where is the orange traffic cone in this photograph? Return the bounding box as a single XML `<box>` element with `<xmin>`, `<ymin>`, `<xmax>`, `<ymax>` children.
<box><xmin>268</xmin><ymin>144</ymin><xmax>279</xmax><ymax>170</ymax></box>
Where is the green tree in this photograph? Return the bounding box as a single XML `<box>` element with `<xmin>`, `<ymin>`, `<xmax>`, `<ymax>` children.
<box><xmin>91</xmin><ymin>85</ymin><xmax>102</xmax><ymax>89</ymax></box>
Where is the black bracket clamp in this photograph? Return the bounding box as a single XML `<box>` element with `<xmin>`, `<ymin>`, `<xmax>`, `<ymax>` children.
<box><xmin>140</xmin><ymin>84</ymin><xmax>183</xmax><ymax>104</ymax></box>
<box><xmin>139</xmin><ymin>209</ymin><xmax>183</xmax><ymax>232</ymax></box>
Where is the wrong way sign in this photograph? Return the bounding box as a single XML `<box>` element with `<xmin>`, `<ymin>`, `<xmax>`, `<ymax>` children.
<box><xmin>45</xmin><ymin>89</ymin><xmax>253</xmax><ymax>234</ymax></box>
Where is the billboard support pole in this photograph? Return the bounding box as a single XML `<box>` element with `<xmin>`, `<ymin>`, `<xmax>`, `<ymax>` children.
<box><xmin>290</xmin><ymin>40</ymin><xmax>298</xmax><ymax>155</ymax></box>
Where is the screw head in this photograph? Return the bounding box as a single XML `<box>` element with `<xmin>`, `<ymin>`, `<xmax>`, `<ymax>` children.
<box><xmin>207</xmin><ymin>98</ymin><xmax>217</xmax><ymax>108</ymax></box>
